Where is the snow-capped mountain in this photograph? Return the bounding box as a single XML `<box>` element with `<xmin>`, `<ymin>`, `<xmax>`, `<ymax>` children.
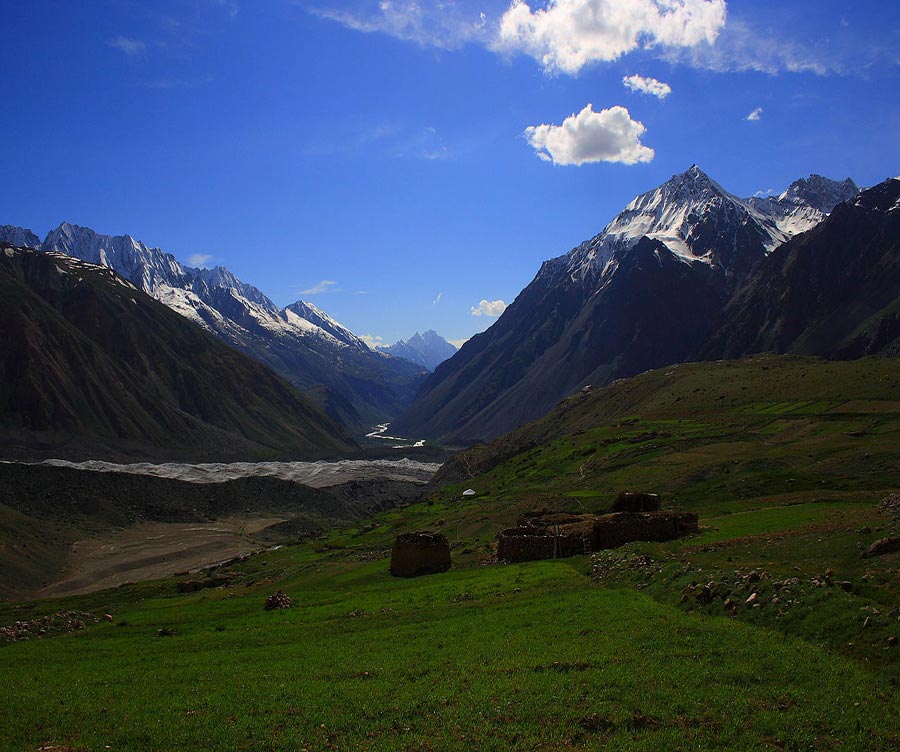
<box><xmin>378</xmin><ymin>331</ymin><xmax>458</xmax><ymax>371</ymax></box>
<box><xmin>392</xmin><ymin>167</ymin><xmax>861</xmax><ymax>443</ymax></box>
<box><xmin>0</xmin><ymin>222</ymin><xmax>424</xmax><ymax>431</ymax></box>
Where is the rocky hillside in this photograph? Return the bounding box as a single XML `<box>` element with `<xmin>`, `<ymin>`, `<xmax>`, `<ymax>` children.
<box><xmin>0</xmin><ymin>244</ymin><xmax>355</xmax><ymax>461</ymax></box>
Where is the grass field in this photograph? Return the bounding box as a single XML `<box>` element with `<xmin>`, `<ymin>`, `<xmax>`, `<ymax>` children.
<box><xmin>2</xmin><ymin>356</ymin><xmax>900</xmax><ymax>750</ymax></box>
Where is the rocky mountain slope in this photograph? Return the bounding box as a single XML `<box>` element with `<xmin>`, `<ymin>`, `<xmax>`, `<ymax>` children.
<box><xmin>378</xmin><ymin>330</ymin><xmax>458</xmax><ymax>371</ymax></box>
<box><xmin>708</xmin><ymin>177</ymin><xmax>900</xmax><ymax>358</ymax></box>
<box><xmin>0</xmin><ymin>244</ymin><xmax>354</xmax><ymax>461</ymax></box>
<box><xmin>392</xmin><ymin>167</ymin><xmax>860</xmax><ymax>443</ymax></box>
<box><xmin>0</xmin><ymin>223</ymin><xmax>425</xmax><ymax>432</ymax></box>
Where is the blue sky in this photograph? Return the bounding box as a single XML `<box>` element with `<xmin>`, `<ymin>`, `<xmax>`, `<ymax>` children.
<box><xmin>2</xmin><ymin>1</ymin><xmax>898</xmax><ymax>347</ymax></box>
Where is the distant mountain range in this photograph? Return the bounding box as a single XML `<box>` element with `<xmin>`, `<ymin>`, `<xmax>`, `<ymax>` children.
<box><xmin>0</xmin><ymin>243</ymin><xmax>354</xmax><ymax>460</ymax></box>
<box><xmin>378</xmin><ymin>330</ymin><xmax>458</xmax><ymax>371</ymax></box>
<box><xmin>0</xmin><ymin>223</ymin><xmax>425</xmax><ymax>433</ymax></box>
<box><xmin>392</xmin><ymin>168</ymin><xmax>886</xmax><ymax>444</ymax></box>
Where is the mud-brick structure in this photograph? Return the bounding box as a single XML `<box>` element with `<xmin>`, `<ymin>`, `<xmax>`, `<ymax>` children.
<box><xmin>496</xmin><ymin>509</ymin><xmax>698</xmax><ymax>563</ymax></box>
<box><xmin>390</xmin><ymin>531</ymin><xmax>452</xmax><ymax>577</ymax></box>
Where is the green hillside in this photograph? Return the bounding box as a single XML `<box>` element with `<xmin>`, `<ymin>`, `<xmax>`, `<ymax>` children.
<box><xmin>2</xmin><ymin>355</ymin><xmax>899</xmax><ymax>750</ymax></box>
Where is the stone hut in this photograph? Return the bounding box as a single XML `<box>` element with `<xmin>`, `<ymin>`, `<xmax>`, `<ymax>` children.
<box><xmin>496</xmin><ymin>507</ymin><xmax>698</xmax><ymax>563</ymax></box>
<box><xmin>390</xmin><ymin>531</ymin><xmax>452</xmax><ymax>577</ymax></box>
<box><xmin>609</xmin><ymin>492</ymin><xmax>661</xmax><ymax>513</ymax></box>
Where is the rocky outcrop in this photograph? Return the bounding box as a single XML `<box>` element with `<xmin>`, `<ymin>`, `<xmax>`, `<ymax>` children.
<box><xmin>861</xmin><ymin>537</ymin><xmax>900</xmax><ymax>559</ymax></box>
<box><xmin>389</xmin><ymin>531</ymin><xmax>451</xmax><ymax>577</ymax></box>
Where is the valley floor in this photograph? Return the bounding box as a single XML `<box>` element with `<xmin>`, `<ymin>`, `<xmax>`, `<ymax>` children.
<box><xmin>36</xmin><ymin>517</ymin><xmax>284</xmax><ymax>599</ymax></box>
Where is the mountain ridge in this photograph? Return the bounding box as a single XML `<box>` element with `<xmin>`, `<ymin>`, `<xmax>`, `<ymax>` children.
<box><xmin>391</xmin><ymin>167</ymin><xmax>862</xmax><ymax>443</ymax></box>
<box><xmin>0</xmin><ymin>222</ymin><xmax>425</xmax><ymax>432</ymax></box>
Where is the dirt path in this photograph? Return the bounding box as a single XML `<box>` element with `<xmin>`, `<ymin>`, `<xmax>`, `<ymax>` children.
<box><xmin>37</xmin><ymin>517</ymin><xmax>284</xmax><ymax>598</ymax></box>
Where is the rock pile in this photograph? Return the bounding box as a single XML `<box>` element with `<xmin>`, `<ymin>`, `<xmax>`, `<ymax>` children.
<box><xmin>389</xmin><ymin>531</ymin><xmax>451</xmax><ymax>577</ymax></box>
<box><xmin>0</xmin><ymin>611</ymin><xmax>99</xmax><ymax>643</ymax></box>
<box><xmin>264</xmin><ymin>590</ymin><xmax>292</xmax><ymax>610</ymax></box>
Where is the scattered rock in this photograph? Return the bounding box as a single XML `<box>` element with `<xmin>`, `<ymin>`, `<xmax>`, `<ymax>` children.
<box><xmin>887</xmin><ymin>636</ymin><xmax>898</xmax><ymax>647</ymax></box>
<box><xmin>0</xmin><ymin>611</ymin><xmax>99</xmax><ymax>644</ymax></box>
<box><xmin>264</xmin><ymin>590</ymin><xmax>292</xmax><ymax>610</ymax></box>
<box><xmin>389</xmin><ymin>531</ymin><xmax>451</xmax><ymax>577</ymax></box>
<box><xmin>745</xmin><ymin>593</ymin><xmax>759</xmax><ymax>606</ymax></box>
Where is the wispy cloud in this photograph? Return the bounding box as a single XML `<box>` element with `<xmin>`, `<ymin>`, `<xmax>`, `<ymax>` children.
<box><xmin>433</xmin><ymin>291</ymin><xmax>443</xmax><ymax>305</ymax></box>
<box><xmin>623</xmin><ymin>74</ymin><xmax>671</xmax><ymax>99</ymax></box>
<box><xmin>108</xmin><ymin>36</ymin><xmax>149</xmax><ymax>58</ymax></box>
<box><xmin>300</xmin><ymin>280</ymin><xmax>338</xmax><ymax>295</ymax></box>
<box><xmin>745</xmin><ymin>106</ymin><xmax>763</xmax><ymax>121</ymax></box>
<box><xmin>186</xmin><ymin>253</ymin><xmax>214</xmax><ymax>267</ymax></box>
<box><xmin>471</xmin><ymin>299</ymin><xmax>507</xmax><ymax>317</ymax></box>
<box><xmin>753</xmin><ymin>188</ymin><xmax>777</xmax><ymax>198</ymax></box>
<box><xmin>307</xmin><ymin>1</ymin><xmax>490</xmax><ymax>51</ymax></box>
<box><xmin>525</xmin><ymin>104</ymin><xmax>654</xmax><ymax>166</ymax></box>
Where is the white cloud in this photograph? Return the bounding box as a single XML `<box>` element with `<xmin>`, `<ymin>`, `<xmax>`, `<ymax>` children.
<box><xmin>448</xmin><ymin>337</ymin><xmax>469</xmax><ymax>349</ymax></box>
<box><xmin>300</xmin><ymin>280</ymin><xmax>338</xmax><ymax>295</ymax></box>
<box><xmin>108</xmin><ymin>36</ymin><xmax>148</xmax><ymax>57</ymax></box>
<box><xmin>471</xmin><ymin>299</ymin><xmax>508</xmax><ymax>317</ymax></box>
<box><xmin>753</xmin><ymin>188</ymin><xmax>776</xmax><ymax>198</ymax></box>
<box><xmin>623</xmin><ymin>73</ymin><xmax>671</xmax><ymax>99</ymax></box>
<box><xmin>359</xmin><ymin>333</ymin><xmax>385</xmax><ymax>350</ymax></box>
<box><xmin>186</xmin><ymin>253</ymin><xmax>214</xmax><ymax>267</ymax></box>
<box><xmin>525</xmin><ymin>104</ymin><xmax>654</xmax><ymax>166</ymax></box>
<box><xmin>745</xmin><ymin>106</ymin><xmax>763</xmax><ymax>121</ymax></box>
<box><xmin>495</xmin><ymin>0</ymin><xmax>726</xmax><ymax>74</ymax></box>
<box><xmin>433</xmin><ymin>291</ymin><xmax>443</xmax><ymax>305</ymax></box>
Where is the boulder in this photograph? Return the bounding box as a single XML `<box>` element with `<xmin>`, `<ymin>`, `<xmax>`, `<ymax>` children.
<box><xmin>861</xmin><ymin>537</ymin><xmax>900</xmax><ymax>558</ymax></box>
<box><xmin>609</xmin><ymin>492</ymin><xmax>661</xmax><ymax>513</ymax></box>
<box><xmin>389</xmin><ymin>531</ymin><xmax>451</xmax><ymax>577</ymax></box>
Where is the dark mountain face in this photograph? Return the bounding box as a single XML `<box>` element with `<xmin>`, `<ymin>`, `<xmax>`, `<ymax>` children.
<box><xmin>378</xmin><ymin>330</ymin><xmax>458</xmax><ymax>371</ymax></box>
<box><xmin>393</xmin><ymin>167</ymin><xmax>862</xmax><ymax>444</ymax></box>
<box><xmin>707</xmin><ymin>178</ymin><xmax>900</xmax><ymax>359</ymax></box>
<box><xmin>0</xmin><ymin>244</ymin><xmax>355</xmax><ymax>461</ymax></box>
<box><xmin>0</xmin><ymin>222</ymin><xmax>424</xmax><ymax>433</ymax></box>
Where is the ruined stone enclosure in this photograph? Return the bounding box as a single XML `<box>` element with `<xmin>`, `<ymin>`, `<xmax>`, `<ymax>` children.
<box><xmin>390</xmin><ymin>531</ymin><xmax>452</xmax><ymax>577</ymax></box>
<box><xmin>496</xmin><ymin>510</ymin><xmax>699</xmax><ymax>563</ymax></box>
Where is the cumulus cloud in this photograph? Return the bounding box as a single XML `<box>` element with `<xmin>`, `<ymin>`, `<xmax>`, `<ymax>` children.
<box><xmin>359</xmin><ymin>333</ymin><xmax>385</xmax><ymax>350</ymax></box>
<box><xmin>745</xmin><ymin>106</ymin><xmax>763</xmax><ymax>121</ymax></box>
<box><xmin>623</xmin><ymin>73</ymin><xmax>671</xmax><ymax>99</ymax></box>
<box><xmin>525</xmin><ymin>104</ymin><xmax>654</xmax><ymax>166</ymax></box>
<box><xmin>495</xmin><ymin>0</ymin><xmax>727</xmax><ymax>74</ymax></box>
<box><xmin>186</xmin><ymin>253</ymin><xmax>214</xmax><ymax>267</ymax></box>
<box><xmin>107</xmin><ymin>36</ymin><xmax>148</xmax><ymax>57</ymax></box>
<box><xmin>471</xmin><ymin>299</ymin><xmax>508</xmax><ymax>317</ymax></box>
<box><xmin>300</xmin><ymin>280</ymin><xmax>338</xmax><ymax>295</ymax></box>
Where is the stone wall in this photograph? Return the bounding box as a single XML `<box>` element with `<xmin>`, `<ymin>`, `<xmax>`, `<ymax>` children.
<box><xmin>390</xmin><ymin>531</ymin><xmax>452</xmax><ymax>577</ymax></box>
<box><xmin>496</xmin><ymin>511</ymin><xmax>698</xmax><ymax>563</ymax></box>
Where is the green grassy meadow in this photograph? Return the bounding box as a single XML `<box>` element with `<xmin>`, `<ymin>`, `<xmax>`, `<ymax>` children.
<box><xmin>2</xmin><ymin>356</ymin><xmax>900</xmax><ymax>750</ymax></box>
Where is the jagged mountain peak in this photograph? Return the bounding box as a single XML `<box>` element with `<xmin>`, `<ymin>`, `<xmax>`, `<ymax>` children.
<box><xmin>282</xmin><ymin>300</ymin><xmax>369</xmax><ymax>351</ymax></box>
<box><xmin>378</xmin><ymin>330</ymin><xmax>457</xmax><ymax>372</ymax></box>
<box><xmin>779</xmin><ymin>174</ymin><xmax>859</xmax><ymax>213</ymax></box>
